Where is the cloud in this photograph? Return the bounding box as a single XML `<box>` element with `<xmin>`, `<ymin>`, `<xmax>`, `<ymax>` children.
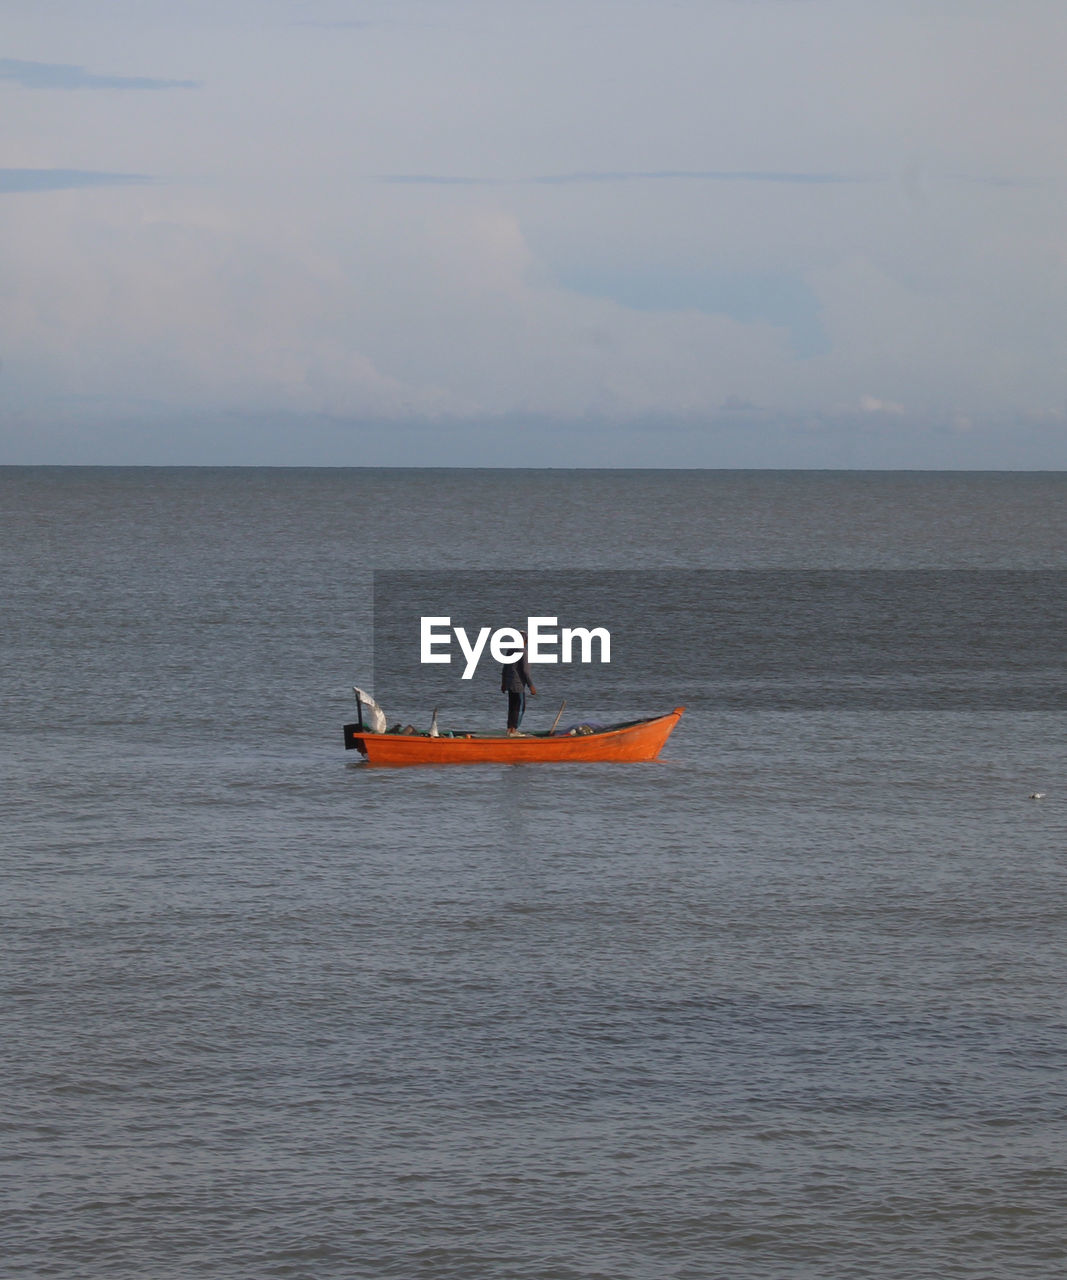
<box><xmin>4</xmin><ymin>0</ymin><xmax>1067</xmax><ymax>465</ymax></box>
<box><xmin>951</xmin><ymin>174</ymin><xmax>1050</xmax><ymax>190</ymax></box>
<box><xmin>380</xmin><ymin>169</ymin><xmax>875</xmax><ymax>187</ymax></box>
<box><xmin>859</xmin><ymin>395</ymin><xmax>906</xmax><ymax>415</ymax></box>
<box><xmin>0</xmin><ymin>194</ymin><xmax>801</xmax><ymax>428</ymax></box>
<box><xmin>380</xmin><ymin>174</ymin><xmax>484</xmax><ymax>187</ymax></box>
<box><xmin>378</xmin><ymin>169</ymin><xmax>1045</xmax><ymax>195</ymax></box>
<box><xmin>719</xmin><ymin>396</ymin><xmax>764</xmax><ymax>414</ymax></box>
<box><xmin>0</xmin><ymin>169</ymin><xmax>152</xmax><ymax>195</ymax></box>
<box><xmin>292</xmin><ymin>20</ymin><xmax>375</xmax><ymax>29</ymax></box>
<box><xmin>0</xmin><ymin>58</ymin><xmax>198</xmax><ymax>91</ymax></box>
<box><xmin>557</xmin><ymin>266</ymin><xmax>830</xmax><ymax>359</ymax></box>
<box><xmin>532</xmin><ymin>169</ymin><xmax>874</xmax><ymax>186</ymax></box>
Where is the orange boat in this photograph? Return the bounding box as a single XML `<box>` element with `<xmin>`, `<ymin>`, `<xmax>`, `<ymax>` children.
<box><xmin>344</xmin><ymin>707</ymin><xmax>685</xmax><ymax>766</ymax></box>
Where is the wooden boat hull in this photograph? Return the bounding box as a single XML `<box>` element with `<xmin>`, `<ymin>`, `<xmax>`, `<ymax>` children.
<box><xmin>345</xmin><ymin>707</ymin><xmax>684</xmax><ymax>767</ymax></box>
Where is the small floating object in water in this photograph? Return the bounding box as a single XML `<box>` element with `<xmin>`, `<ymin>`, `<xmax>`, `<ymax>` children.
<box><xmin>1028</xmin><ymin>792</ymin><xmax>1046</xmax><ymax>800</ymax></box>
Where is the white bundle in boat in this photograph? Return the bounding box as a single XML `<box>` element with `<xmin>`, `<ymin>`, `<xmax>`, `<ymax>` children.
<box><xmin>352</xmin><ymin>686</ymin><xmax>388</xmax><ymax>734</ymax></box>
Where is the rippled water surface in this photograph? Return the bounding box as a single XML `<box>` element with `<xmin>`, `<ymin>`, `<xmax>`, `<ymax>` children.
<box><xmin>3</xmin><ymin>468</ymin><xmax>1067</xmax><ymax>1278</ymax></box>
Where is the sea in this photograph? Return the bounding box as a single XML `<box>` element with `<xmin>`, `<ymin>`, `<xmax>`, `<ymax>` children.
<box><xmin>3</xmin><ymin>467</ymin><xmax>1066</xmax><ymax>1280</ymax></box>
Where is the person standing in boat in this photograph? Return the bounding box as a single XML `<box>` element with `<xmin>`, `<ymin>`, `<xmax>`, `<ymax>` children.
<box><xmin>501</xmin><ymin>630</ymin><xmax>537</xmax><ymax>735</ymax></box>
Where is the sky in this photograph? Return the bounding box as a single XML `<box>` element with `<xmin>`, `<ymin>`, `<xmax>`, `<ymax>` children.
<box><xmin>2</xmin><ymin>0</ymin><xmax>1067</xmax><ymax>467</ymax></box>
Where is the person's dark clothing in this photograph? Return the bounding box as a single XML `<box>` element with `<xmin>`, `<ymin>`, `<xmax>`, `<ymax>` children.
<box><xmin>501</xmin><ymin>649</ymin><xmax>534</xmax><ymax>729</ymax></box>
<box><xmin>500</xmin><ymin>651</ymin><xmax>533</xmax><ymax>694</ymax></box>
<box><xmin>506</xmin><ymin>690</ymin><xmax>524</xmax><ymax>730</ymax></box>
